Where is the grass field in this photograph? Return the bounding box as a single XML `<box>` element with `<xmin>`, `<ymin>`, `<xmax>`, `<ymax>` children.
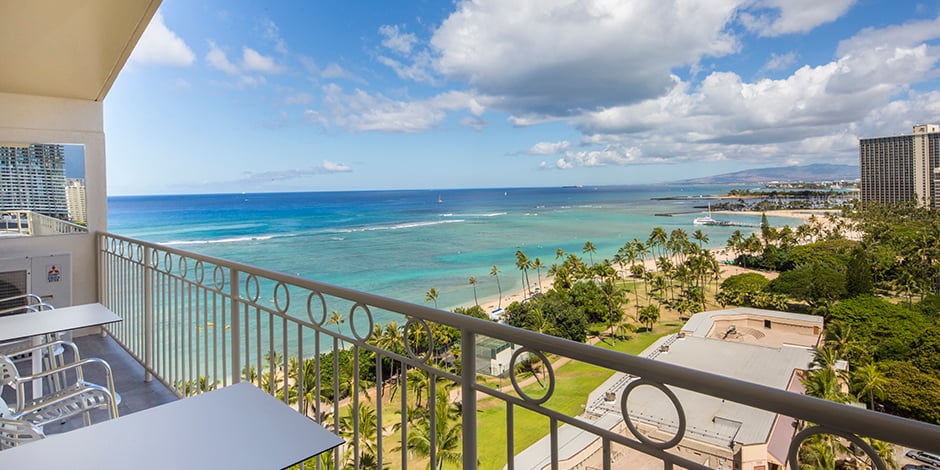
<box><xmin>474</xmin><ymin>326</ymin><xmax>681</xmax><ymax>469</ymax></box>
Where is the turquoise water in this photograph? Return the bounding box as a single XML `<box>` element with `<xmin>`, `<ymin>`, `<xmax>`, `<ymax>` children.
<box><xmin>108</xmin><ymin>185</ymin><xmax>786</xmax><ymax>311</ymax></box>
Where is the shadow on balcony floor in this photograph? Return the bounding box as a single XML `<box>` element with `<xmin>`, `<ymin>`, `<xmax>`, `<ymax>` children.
<box><xmin>2</xmin><ymin>333</ymin><xmax>178</xmax><ymax>436</ymax></box>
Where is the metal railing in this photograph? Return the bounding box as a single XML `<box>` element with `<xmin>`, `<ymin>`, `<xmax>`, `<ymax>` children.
<box><xmin>97</xmin><ymin>232</ymin><xmax>940</xmax><ymax>470</ymax></box>
<box><xmin>0</xmin><ymin>210</ymin><xmax>86</xmax><ymax>236</ymax></box>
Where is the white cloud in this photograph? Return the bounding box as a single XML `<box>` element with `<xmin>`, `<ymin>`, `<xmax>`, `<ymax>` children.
<box><xmin>321</xmin><ymin>63</ymin><xmax>366</xmax><ymax>83</ymax></box>
<box><xmin>431</xmin><ymin>0</ymin><xmax>740</xmax><ymax>116</ymax></box>
<box><xmin>527</xmin><ymin>141</ymin><xmax>571</xmax><ymax>155</ymax></box>
<box><xmin>319</xmin><ymin>160</ymin><xmax>352</xmax><ymax>173</ymax></box>
<box><xmin>758</xmin><ymin>51</ymin><xmax>798</xmax><ymax>75</ymax></box>
<box><xmin>131</xmin><ymin>12</ymin><xmax>195</xmax><ymax>66</ymax></box>
<box><xmin>317</xmin><ymin>85</ymin><xmax>483</xmax><ymax>132</ymax></box>
<box><xmin>242</xmin><ymin>47</ymin><xmax>285</xmax><ymax>74</ymax></box>
<box><xmin>836</xmin><ymin>15</ymin><xmax>940</xmax><ymax>57</ymax></box>
<box><xmin>235</xmin><ymin>161</ymin><xmax>353</xmax><ymax>184</ymax></box>
<box><xmin>206</xmin><ymin>41</ymin><xmax>239</xmax><ymax>75</ymax></box>
<box><xmin>738</xmin><ymin>0</ymin><xmax>856</xmax><ymax>37</ymax></box>
<box><xmin>261</xmin><ymin>18</ymin><xmax>289</xmax><ymax>55</ymax></box>
<box><xmin>550</xmin><ymin>145</ymin><xmax>661</xmax><ymax>170</ymax></box>
<box><xmin>377</xmin><ymin>52</ymin><xmax>437</xmax><ymax>84</ymax></box>
<box><xmin>379</xmin><ymin>25</ymin><xmax>418</xmax><ymax>56</ymax></box>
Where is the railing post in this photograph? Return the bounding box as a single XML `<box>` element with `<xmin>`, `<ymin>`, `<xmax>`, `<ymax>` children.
<box><xmin>230</xmin><ymin>268</ymin><xmax>241</xmax><ymax>385</ymax></box>
<box><xmin>461</xmin><ymin>328</ymin><xmax>477</xmax><ymax>469</ymax></box>
<box><xmin>143</xmin><ymin>247</ymin><xmax>153</xmax><ymax>382</ymax></box>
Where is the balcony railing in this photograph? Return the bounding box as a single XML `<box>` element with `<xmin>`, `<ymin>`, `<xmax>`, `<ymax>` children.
<box><xmin>0</xmin><ymin>210</ymin><xmax>86</xmax><ymax>236</ymax></box>
<box><xmin>97</xmin><ymin>232</ymin><xmax>940</xmax><ymax>469</ymax></box>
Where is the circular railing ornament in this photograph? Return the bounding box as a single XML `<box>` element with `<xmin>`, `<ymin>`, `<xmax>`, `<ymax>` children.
<box><xmin>619</xmin><ymin>378</ymin><xmax>686</xmax><ymax>449</ymax></box>
<box><xmin>212</xmin><ymin>265</ymin><xmax>226</xmax><ymax>290</ymax></box>
<box><xmin>178</xmin><ymin>256</ymin><xmax>188</xmax><ymax>278</ymax></box>
<box><xmin>243</xmin><ymin>274</ymin><xmax>260</xmax><ymax>302</ymax></box>
<box><xmin>162</xmin><ymin>253</ymin><xmax>173</xmax><ymax>273</ymax></box>
<box><xmin>273</xmin><ymin>282</ymin><xmax>290</xmax><ymax>313</ymax></box>
<box><xmin>348</xmin><ymin>303</ymin><xmax>374</xmax><ymax>342</ymax></box>
<box><xmin>194</xmin><ymin>261</ymin><xmax>205</xmax><ymax>285</ymax></box>
<box><xmin>150</xmin><ymin>248</ymin><xmax>160</xmax><ymax>268</ymax></box>
<box><xmin>508</xmin><ymin>348</ymin><xmax>555</xmax><ymax>405</ymax></box>
<box><xmin>786</xmin><ymin>425</ymin><xmax>887</xmax><ymax>470</ymax></box>
<box><xmin>306</xmin><ymin>291</ymin><xmax>327</xmax><ymax>325</ymax></box>
<box><xmin>135</xmin><ymin>244</ymin><xmax>144</xmax><ymax>262</ymax></box>
<box><xmin>403</xmin><ymin>318</ymin><xmax>433</xmax><ymax>363</ymax></box>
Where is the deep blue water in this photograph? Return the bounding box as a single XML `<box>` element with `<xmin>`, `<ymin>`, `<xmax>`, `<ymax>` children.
<box><xmin>108</xmin><ymin>185</ymin><xmax>783</xmax><ymax>311</ymax></box>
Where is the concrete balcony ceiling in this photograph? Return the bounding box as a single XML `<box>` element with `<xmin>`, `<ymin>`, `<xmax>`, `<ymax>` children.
<box><xmin>0</xmin><ymin>0</ymin><xmax>160</xmax><ymax>101</ymax></box>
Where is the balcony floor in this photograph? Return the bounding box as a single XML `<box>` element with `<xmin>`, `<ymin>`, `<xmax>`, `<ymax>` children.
<box><xmin>2</xmin><ymin>333</ymin><xmax>177</xmax><ymax>436</ymax></box>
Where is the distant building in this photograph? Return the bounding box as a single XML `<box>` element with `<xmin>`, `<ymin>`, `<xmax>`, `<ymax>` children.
<box><xmin>66</xmin><ymin>178</ymin><xmax>87</xmax><ymax>224</ymax></box>
<box><xmin>0</xmin><ymin>143</ymin><xmax>69</xmax><ymax>218</ymax></box>
<box><xmin>859</xmin><ymin>124</ymin><xmax>940</xmax><ymax>207</ymax></box>
<box><xmin>514</xmin><ymin>308</ymin><xmax>823</xmax><ymax>470</ymax></box>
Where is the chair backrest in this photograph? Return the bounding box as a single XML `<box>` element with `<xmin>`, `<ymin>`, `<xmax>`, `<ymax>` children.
<box><xmin>0</xmin><ymin>355</ymin><xmax>18</xmax><ymax>389</ymax></box>
<box><xmin>0</xmin><ymin>417</ymin><xmax>44</xmax><ymax>450</ymax></box>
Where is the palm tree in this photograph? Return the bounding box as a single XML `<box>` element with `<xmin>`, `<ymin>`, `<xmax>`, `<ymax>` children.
<box><xmin>468</xmin><ymin>276</ymin><xmax>478</xmax><ymax>306</ymax></box>
<box><xmin>851</xmin><ymin>362</ymin><xmax>887</xmax><ymax>410</ymax></box>
<box><xmin>582</xmin><ymin>241</ymin><xmax>597</xmax><ymax>266</ymax></box>
<box><xmin>692</xmin><ymin>229</ymin><xmax>709</xmax><ymax>249</ymax></box>
<box><xmin>425</xmin><ymin>287</ymin><xmax>439</xmax><ymax>309</ymax></box>
<box><xmin>532</xmin><ymin>257</ymin><xmax>544</xmax><ymax>293</ymax></box>
<box><xmin>802</xmin><ymin>368</ymin><xmax>849</xmax><ymax>403</ymax></box>
<box><xmin>515</xmin><ymin>250</ymin><xmax>531</xmax><ymax>298</ymax></box>
<box><xmin>339</xmin><ymin>402</ymin><xmax>380</xmax><ymax>465</ymax></box>
<box><xmin>555</xmin><ymin>248</ymin><xmax>565</xmax><ymax>259</ymax></box>
<box><xmin>327</xmin><ymin>310</ymin><xmax>345</xmax><ymax>344</ymax></box>
<box><xmin>638</xmin><ymin>304</ymin><xmax>660</xmax><ymax>331</ymax></box>
<box><xmin>648</xmin><ymin>227</ymin><xmax>668</xmax><ymax>260</ymax></box>
<box><xmin>529</xmin><ymin>307</ymin><xmax>552</xmax><ymax>335</ymax></box>
<box><xmin>397</xmin><ymin>387</ymin><xmax>462</xmax><ymax>469</ymax></box>
<box><xmin>490</xmin><ymin>265</ymin><xmax>502</xmax><ymax>308</ymax></box>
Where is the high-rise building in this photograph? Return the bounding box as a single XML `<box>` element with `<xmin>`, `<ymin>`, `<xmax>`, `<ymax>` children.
<box><xmin>859</xmin><ymin>124</ymin><xmax>940</xmax><ymax>207</ymax></box>
<box><xmin>66</xmin><ymin>177</ymin><xmax>87</xmax><ymax>224</ymax></box>
<box><xmin>0</xmin><ymin>143</ymin><xmax>69</xmax><ymax>218</ymax></box>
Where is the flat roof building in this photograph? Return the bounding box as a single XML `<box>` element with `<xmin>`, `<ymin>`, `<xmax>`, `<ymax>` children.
<box><xmin>513</xmin><ymin>308</ymin><xmax>822</xmax><ymax>470</ymax></box>
<box><xmin>859</xmin><ymin>125</ymin><xmax>940</xmax><ymax>208</ymax></box>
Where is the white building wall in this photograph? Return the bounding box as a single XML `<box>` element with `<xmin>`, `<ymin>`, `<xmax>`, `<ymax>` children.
<box><xmin>0</xmin><ymin>91</ymin><xmax>106</xmax><ymax>305</ymax></box>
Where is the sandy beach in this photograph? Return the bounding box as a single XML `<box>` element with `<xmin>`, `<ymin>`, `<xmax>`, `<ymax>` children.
<box><xmin>477</xmin><ymin>208</ymin><xmax>851</xmax><ymax>315</ymax></box>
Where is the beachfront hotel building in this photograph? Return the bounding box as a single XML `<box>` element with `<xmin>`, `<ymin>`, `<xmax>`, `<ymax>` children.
<box><xmin>0</xmin><ymin>3</ymin><xmax>937</xmax><ymax>469</ymax></box>
<box><xmin>0</xmin><ymin>143</ymin><xmax>69</xmax><ymax>218</ymax></box>
<box><xmin>859</xmin><ymin>124</ymin><xmax>940</xmax><ymax>207</ymax></box>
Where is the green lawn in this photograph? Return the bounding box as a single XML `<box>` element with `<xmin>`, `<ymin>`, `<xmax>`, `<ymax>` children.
<box><xmin>474</xmin><ymin>326</ymin><xmax>680</xmax><ymax>469</ymax></box>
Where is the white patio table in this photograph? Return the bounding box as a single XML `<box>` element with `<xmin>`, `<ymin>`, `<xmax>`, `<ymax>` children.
<box><xmin>0</xmin><ymin>381</ymin><xmax>344</xmax><ymax>469</ymax></box>
<box><xmin>0</xmin><ymin>303</ymin><xmax>122</xmax><ymax>398</ymax></box>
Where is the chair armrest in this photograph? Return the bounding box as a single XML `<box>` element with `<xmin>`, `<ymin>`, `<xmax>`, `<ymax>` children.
<box><xmin>0</xmin><ymin>293</ymin><xmax>43</xmax><ymax>305</ymax></box>
<box><xmin>0</xmin><ymin>339</ymin><xmax>81</xmax><ymax>362</ymax></box>
<box><xmin>12</xmin><ymin>357</ymin><xmax>117</xmax><ymax>412</ymax></box>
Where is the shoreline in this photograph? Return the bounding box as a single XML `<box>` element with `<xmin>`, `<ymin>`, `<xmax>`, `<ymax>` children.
<box><xmin>476</xmin><ymin>209</ymin><xmax>849</xmax><ymax>316</ymax></box>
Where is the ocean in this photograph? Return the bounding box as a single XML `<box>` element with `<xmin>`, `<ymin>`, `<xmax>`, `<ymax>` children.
<box><xmin>107</xmin><ymin>184</ymin><xmax>785</xmax><ymax>312</ymax></box>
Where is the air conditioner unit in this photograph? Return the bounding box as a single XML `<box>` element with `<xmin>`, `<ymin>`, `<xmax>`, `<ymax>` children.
<box><xmin>0</xmin><ymin>254</ymin><xmax>71</xmax><ymax>309</ymax></box>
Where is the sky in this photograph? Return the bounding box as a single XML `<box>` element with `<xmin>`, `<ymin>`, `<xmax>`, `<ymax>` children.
<box><xmin>105</xmin><ymin>0</ymin><xmax>940</xmax><ymax>195</ymax></box>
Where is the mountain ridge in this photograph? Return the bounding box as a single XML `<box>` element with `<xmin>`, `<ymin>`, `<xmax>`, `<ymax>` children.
<box><xmin>673</xmin><ymin>163</ymin><xmax>859</xmax><ymax>184</ymax></box>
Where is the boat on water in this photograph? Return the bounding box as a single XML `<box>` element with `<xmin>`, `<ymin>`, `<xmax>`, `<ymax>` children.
<box><xmin>693</xmin><ymin>205</ymin><xmax>732</xmax><ymax>226</ymax></box>
<box><xmin>693</xmin><ymin>214</ymin><xmax>720</xmax><ymax>225</ymax></box>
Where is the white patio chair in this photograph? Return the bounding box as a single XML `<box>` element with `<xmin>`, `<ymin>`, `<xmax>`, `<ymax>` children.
<box><xmin>0</xmin><ymin>340</ymin><xmax>119</xmax><ymax>429</ymax></box>
<box><xmin>0</xmin><ymin>416</ymin><xmax>44</xmax><ymax>450</ymax></box>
